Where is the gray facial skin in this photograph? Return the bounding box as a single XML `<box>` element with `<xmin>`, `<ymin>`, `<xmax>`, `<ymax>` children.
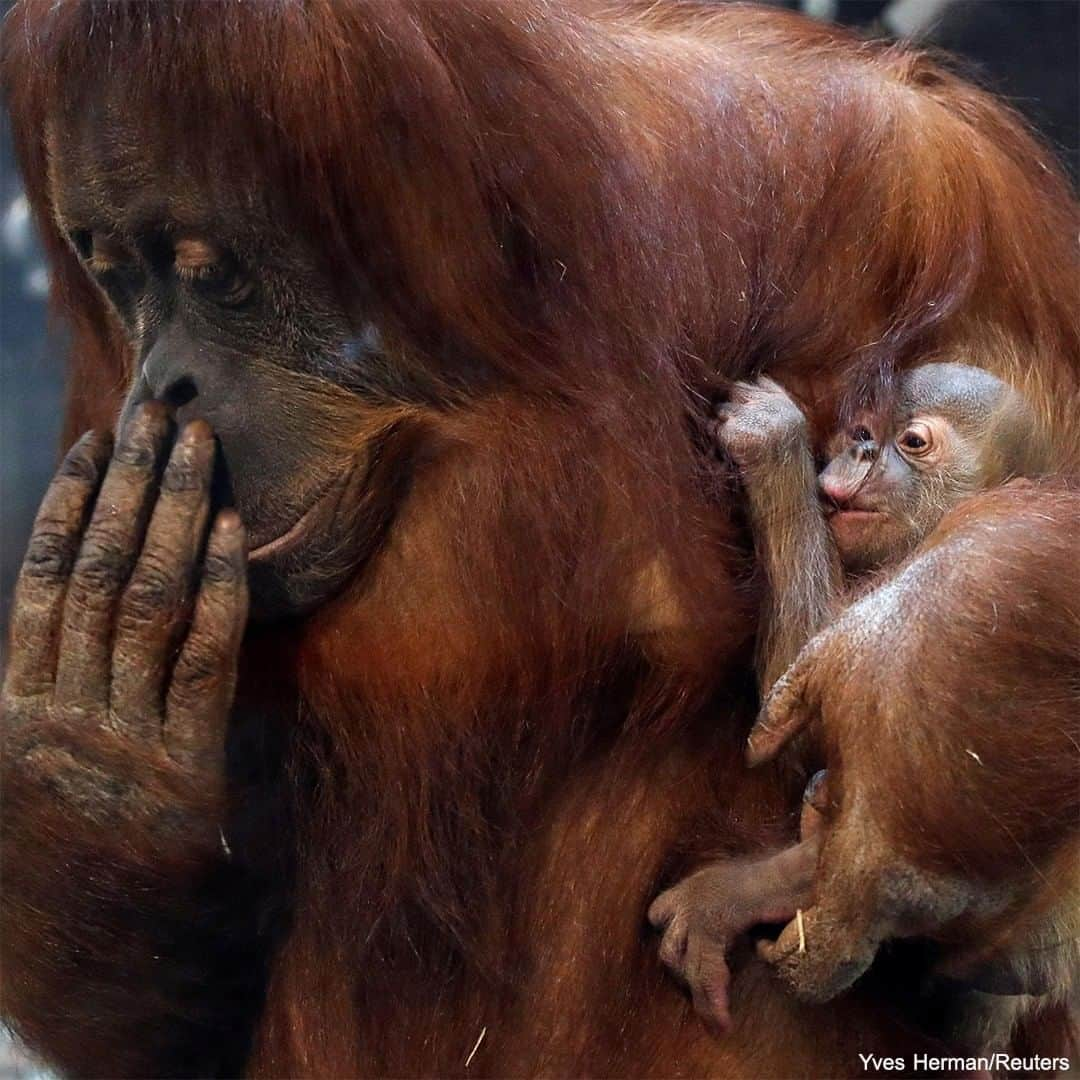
<box><xmin>47</xmin><ymin>108</ymin><xmax>417</xmax><ymax>619</ymax></box>
<box><xmin>819</xmin><ymin>363</ymin><xmax>1047</xmax><ymax>573</ymax></box>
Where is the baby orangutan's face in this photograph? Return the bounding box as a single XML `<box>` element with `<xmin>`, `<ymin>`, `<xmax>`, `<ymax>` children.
<box><xmin>817</xmin><ymin>363</ymin><xmax>1035</xmax><ymax>574</ymax></box>
<box><xmin>818</xmin><ymin>413</ymin><xmax>967</xmax><ymax>572</ymax></box>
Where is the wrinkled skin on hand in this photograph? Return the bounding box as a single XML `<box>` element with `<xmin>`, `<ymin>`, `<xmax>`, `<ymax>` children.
<box><xmin>2</xmin><ymin>403</ymin><xmax>248</xmax><ymax>841</ymax></box>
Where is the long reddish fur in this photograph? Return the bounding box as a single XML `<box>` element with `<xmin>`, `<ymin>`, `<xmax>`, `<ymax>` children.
<box><xmin>2</xmin><ymin>1</ymin><xmax>1079</xmax><ymax>1075</ymax></box>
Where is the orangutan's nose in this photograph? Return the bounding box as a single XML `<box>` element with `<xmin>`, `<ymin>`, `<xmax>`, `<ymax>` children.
<box><xmin>819</xmin><ymin>472</ymin><xmax>863</xmax><ymax>507</ymax></box>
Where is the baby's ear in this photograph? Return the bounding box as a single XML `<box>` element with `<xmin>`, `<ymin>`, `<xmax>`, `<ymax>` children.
<box><xmin>983</xmin><ymin>387</ymin><xmax>1051</xmax><ymax>480</ymax></box>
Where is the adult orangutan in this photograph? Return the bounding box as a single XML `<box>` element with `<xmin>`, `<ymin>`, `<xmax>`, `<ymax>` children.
<box><xmin>1</xmin><ymin>1</ymin><xmax>1077</xmax><ymax>1076</ymax></box>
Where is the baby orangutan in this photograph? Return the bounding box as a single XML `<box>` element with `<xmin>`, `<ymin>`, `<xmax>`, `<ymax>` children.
<box><xmin>649</xmin><ymin>363</ymin><xmax>1052</xmax><ymax>1033</ymax></box>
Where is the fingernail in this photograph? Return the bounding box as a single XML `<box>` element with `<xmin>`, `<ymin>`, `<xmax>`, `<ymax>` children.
<box><xmin>76</xmin><ymin>428</ymin><xmax>112</xmax><ymax>453</ymax></box>
<box><xmin>215</xmin><ymin>508</ymin><xmax>243</xmax><ymax>534</ymax></box>
<box><xmin>119</xmin><ymin>404</ymin><xmax>169</xmax><ymax>449</ymax></box>
<box><xmin>180</xmin><ymin>419</ymin><xmax>213</xmax><ymax>444</ymax></box>
<box><xmin>114</xmin><ymin>409</ymin><xmax>168</xmax><ymax>466</ymax></box>
<box><xmin>59</xmin><ymin>429</ymin><xmax>113</xmax><ymax>479</ymax></box>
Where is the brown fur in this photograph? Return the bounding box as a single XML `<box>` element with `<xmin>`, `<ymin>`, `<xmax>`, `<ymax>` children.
<box><xmin>748</xmin><ymin>484</ymin><xmax>1079</xmax><ymax>1055</ymax></box>
<box><xmin>2</xmin><ymin>1</ymin><xmax>1079</xmax><ymax>1075</ymax></box>
<box><xmin>657</xmin><ymin>379</ymin><xmax>1074</xmax><ymax>1043</ymax></box>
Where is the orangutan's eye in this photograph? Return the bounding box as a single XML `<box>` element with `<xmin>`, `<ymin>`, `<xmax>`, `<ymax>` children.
<box><xmin>71</xmin><ymin>231</ymin><xmax>144</xmax><ymax>310</ymax></box>
<box><xmin>174</xmin><ymin>237</ymin><xmax>254</xmax><ymax>308</ymax></box>
<box><xmin>92</xmin><ymin>234</ymin><xmax>137</xmax><ymax>273</ymax></box>
<box><xmin>897</xmin><ymin>422</ymin><xmax>934</xmax><ymax>456</ymax></box>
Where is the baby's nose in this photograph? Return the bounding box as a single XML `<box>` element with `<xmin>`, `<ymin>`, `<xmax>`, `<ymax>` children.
<box><xmin>819</xmin><ymin>472</ymin><xmax>863</xmax><ymax>506</ymax></box>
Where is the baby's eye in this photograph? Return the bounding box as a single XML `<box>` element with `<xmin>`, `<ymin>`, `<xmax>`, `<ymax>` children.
<box><xmin>850</xmin><ymin>425</ymin><xmax>873</xmax><ymax>443</ymax></box>
<box><xmin>897</xmin><ymin>423</ymin><xmax>934</xmax><ymax>456</ymax></box>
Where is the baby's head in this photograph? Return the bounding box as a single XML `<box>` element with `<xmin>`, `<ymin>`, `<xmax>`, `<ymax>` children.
<box><xmin>818</xmin><ymin>363</ymin><xmax>1046</xmax><ymax>572</ymax></box>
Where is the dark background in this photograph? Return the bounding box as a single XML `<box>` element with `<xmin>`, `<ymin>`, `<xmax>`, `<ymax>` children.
<box><xmin>0</xmin><ymin>0</ymin><xmax>1076</xmax><ymax>1073</ymax></box>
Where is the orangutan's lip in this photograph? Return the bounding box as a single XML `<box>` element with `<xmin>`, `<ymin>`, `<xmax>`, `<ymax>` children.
<box><xmin>826</xmin><ymin>508</ymin><xmax>886</xmax><ymax>525</ymax></box>
<box><xmin>248</xmin><ymin>473</ymin><xmax>346</xmax><ymax>563</ymax></box>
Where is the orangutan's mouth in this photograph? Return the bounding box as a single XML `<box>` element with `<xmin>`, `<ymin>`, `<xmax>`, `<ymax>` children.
<box><xmin>826</xmin><ymin>509</ymin><xmax>886</xmax><ymax>524</ymax></box>
<box><xmin>248</xmin><ymin>470</ymin><xmax>351</xmax><ymax>563</ymax></box>
<box><xmin>824</xmin><ymin>507</ymin><xmax>891</xmax><ymax>543</ymax></box>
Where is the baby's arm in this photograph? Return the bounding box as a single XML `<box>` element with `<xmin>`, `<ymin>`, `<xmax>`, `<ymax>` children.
<box><xmin>714</xmin><ymin>379</ymin><xmax>841</xmax><ymax>692</ymax></box>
